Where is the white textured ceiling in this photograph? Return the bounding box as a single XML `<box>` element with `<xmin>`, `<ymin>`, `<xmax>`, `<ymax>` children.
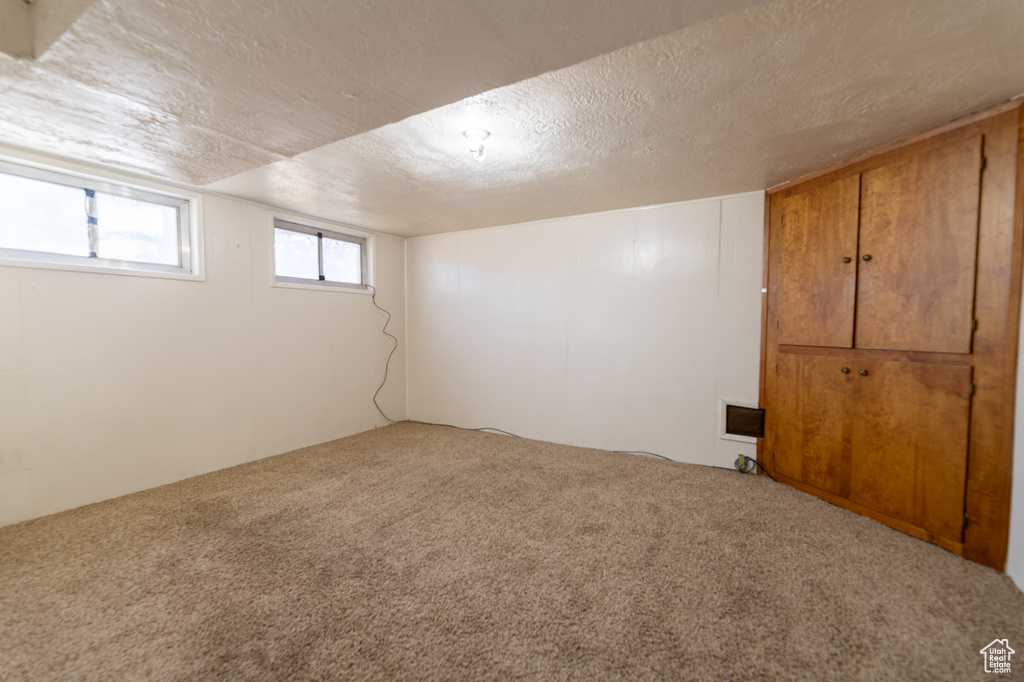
<box><xmin>0</xmin><ymin>0</ymin><xmax>765</xmax><ymax>184</ymax></box>
<box><xmin>2</xmin><ymin>0</ymin><xmax>1024</xmax><ymax>237</ymax></box>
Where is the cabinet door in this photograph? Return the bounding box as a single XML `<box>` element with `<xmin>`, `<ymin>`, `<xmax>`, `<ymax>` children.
<box><xmin>850</xmin><ymin>361</ymin><xmax>971</xmax><ymax>543</ymax></box>
<box><xmin>856</xmin><ymin>136</ymin><xmax>983</xmax><ymax>353</ymax></box>
<box><xmin>770</xmin><ymin>353</ymin><xmax>855</xmax><ymax>496</ymax></box>
<box><xmin>776</xmin><ymin>175</ymin><xmax>860</xmax><ymax>347</ymax></box>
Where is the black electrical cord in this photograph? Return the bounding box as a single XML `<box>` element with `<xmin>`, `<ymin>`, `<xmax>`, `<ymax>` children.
<box><xmin>407</xmin><ymin>420</ymin><xmax>522</xmax><ymax>439</ymax></box>
<box><xmin>368</xmin><ymin>286</ymin><xmax>514</xmax><ymax>437</ymax></box>
<box><xmin>735</xmin><ymin>454</ymin><xmax>777</xmax><ymax>482</ymax></box>
<box><xmin>750</xmin><ymin>458</ymin><xmax>777</xmax><ymax>481</ymax></box>
<box><xmin>367</xmin><ymin>288</ymin><xmax>758</xmax><ymax>472</ymax></box>
<box><xmin>367</xmin><ymin>285</ymin><xmax>399</xmax><ymax>424</ymax></box>
<box><xmin>612</xmin><ymin>450</ymin><xmax>674</xmax><ymax>461</ymax></box>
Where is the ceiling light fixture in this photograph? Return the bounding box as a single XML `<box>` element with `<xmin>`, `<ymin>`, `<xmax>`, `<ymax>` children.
<box><xmin>463</xmin><ymin>129</ymin><xmax>490</xmax><ymax>161</ymax></box>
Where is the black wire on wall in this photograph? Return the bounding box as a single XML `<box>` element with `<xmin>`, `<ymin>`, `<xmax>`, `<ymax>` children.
<box><xmin>367</xmin><ymin>286</ymin><xmax>770</xmax><ymax>473</ymax></box>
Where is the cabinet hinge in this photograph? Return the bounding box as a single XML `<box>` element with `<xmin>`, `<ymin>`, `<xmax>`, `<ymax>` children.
<box><xmin>980</xmin><ymin>155</ymin><xmax>987</xmax><ymax>173</ymax></box>
<box><xmin>963</xmin><ymin>513</ymin><xmax>969</xmax><ymax>530</ymax></box>
<box><xmin>970</xmin><ymin>381</ymin><xmax>977</xmax><ymax>396</ymax></box>
<box><xmin>972</xmin><ymin>318</ymin><xmax>978</xmax><ymax>332</ymax></box>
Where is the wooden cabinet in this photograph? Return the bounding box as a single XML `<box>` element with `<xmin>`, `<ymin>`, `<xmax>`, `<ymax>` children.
<box><xmin>763</xmin><ymin>102</ymin><xmax>1024</xmax><ymax>569</ymax></box>
<box><xmin>856</xmin><ymin>135</ymin><xmax>983</xmax><ymax>354</ymax></box>
<box><xmin>776</xmin><ymin>134</ymin><xmax>984</xmax><ymax>354</ymax></box>
<box><xmin>770</xmin><ymin>353</ymin><xmax>971</xmax><ymax>550</ymax></box>
<box><xmin>772</xmin><ymin>353</ymin><xmax>853</xmax><ymax>495</ymax></box>
<box><xmin>776</xmin><ymin>175</ymin><xmax>860</xmax><ymax>348</ymax></box>
<box><xmin>849</xmin><ymin>360</ymin><xmax>971</xmax><ymax>544</ymax></box>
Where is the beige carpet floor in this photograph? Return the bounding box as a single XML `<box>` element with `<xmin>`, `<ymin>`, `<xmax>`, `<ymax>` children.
<box><xmin>0</xmin><ymin>422</ymin><xmax>1022</xmax><ymax>681</ymax></box>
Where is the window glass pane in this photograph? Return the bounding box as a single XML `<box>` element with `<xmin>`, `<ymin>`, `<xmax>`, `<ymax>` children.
<box><xmin>95</xmin><ymin>193</ymin><xmax>179</xmax><ymax>265</ymax></box>
<box><xmin>323</xmin><ymin>237</ymin><xmax>362</xmax><ymax>284</ymax></box>
<box><xmin>0</xmin><ymin>172</ymin><xmax>89</xmax><ymax>256</ymax></box>
<box><xmin>275</xmin><ymin>228</ymin><xmax>319</xmax><ymax>279</ymax></box>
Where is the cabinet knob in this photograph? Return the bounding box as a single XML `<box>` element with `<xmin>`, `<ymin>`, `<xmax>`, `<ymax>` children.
<box><xmin>859</xmin><ymin>369</ymin><xmax>869</xmax><ymax>376</ymax></box>
<box><xmin>841</xmin><ymin>367</ymin><xmax>850</xmax><ymax>374</ymax></box>
<box><xmin>862</xmin><ymin>254</ymin><xmax>872</xmax><ymax>261</ymax></box>
<box><xmin>842</xmin><ymin>256</ymin><xmax>852</xmax><ymax>263</ymax></box>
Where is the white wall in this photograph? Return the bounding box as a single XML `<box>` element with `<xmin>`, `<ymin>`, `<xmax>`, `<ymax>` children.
<box><xmin>0</xmin><ymin>192</ymin><xmax>406</xmax><ymax>527</ymax></box>
<box><xmin>405</xmin><ymin>192</ymin><xmax>764</xmax><ymax>467</ymax></box>
<box><xmin>1008</xmin><ymin>301</ymin><xmax>1024</xmax><ymax>588</ymax></box>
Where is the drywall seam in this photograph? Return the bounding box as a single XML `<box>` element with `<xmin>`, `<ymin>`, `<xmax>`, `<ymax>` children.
<box><xmin>404</xmin><ymin>191</ymin><xmax>760</xmax><ymax>464</ymax></box>
<box><xmin>403</xmin><ymin>238</ymin><xmax>410</xmax><ymax>422</ymax></box>
<box><xmin>714</xmin><ymin>197</ymin><xmax>725</xmax><ymax>467</ymax></box>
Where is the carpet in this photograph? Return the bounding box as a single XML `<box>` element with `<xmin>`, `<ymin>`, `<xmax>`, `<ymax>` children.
<box><xmin>0</xmin><ymin>422</ymin><xmax>1021</xmax><ymax>680</ymax></box>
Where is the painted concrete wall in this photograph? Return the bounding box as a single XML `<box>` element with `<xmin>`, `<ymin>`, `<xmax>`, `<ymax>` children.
<box><xmin>405</xmin><ymin>192</ymin><xmax>764</xmax><ymax>468</ymax></box>
<box><xmin>0</xmin><ymin>193</ymin><xmax>406</xmax><ymax>527</ymax></box>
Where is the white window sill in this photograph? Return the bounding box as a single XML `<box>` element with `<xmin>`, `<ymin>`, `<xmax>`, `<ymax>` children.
<box><xmin>0</xmin><ymin>255</ymin><xmax>204</xmax><ymax>282</ymax></box>
<box><xmin>271</xmin><ymin>279</ymin><xmax>372</xmax><ymax>295</ymax></box>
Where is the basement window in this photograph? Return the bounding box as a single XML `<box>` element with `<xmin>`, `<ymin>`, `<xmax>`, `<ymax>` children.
<box><xmin>0</xmin><ymin>160</ymin><xmax>196</xmax><ymax>277</ymax></box>
<box><xmin>273</xmin><ymin>218</ymin><xmax>368</xmax><ymax>290</ymax></box>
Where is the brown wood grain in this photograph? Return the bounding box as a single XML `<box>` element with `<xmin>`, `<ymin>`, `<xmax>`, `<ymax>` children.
<box><xmin>770</xmin><ymin>122</ymin><xmax>995</xmax><ymax>208</ymax></box>
<box><xmin>770</xmin><ymin>353</ymin><xmax>854</xmax><ymax>495</ymax></box>
<box><xmin>763</xmin><ymin>193</ymin><xmax>786</xmax><ymax>478</ymax></box>
<box><xmin>760</xmin><ymin>100</ymin><xmax>1023</xmax><ymax>570</ymax></box>
<box><xmin>778</xmin><ymin>345</ymin><xmax>972</xmax><ymax>365</ymax></box>
<box><xmin>776</xmin><ymin>176</ymin><xmax>860</xmax><ymax>347</ymax></box>
<box><xmin>961</xmin><ymin>109</ymin><xmax>1022</xmax><ymax>569</ymax></box>
<box><xmin>849</xmin><ymin>360</ymin><xmax>971</xmax><ymax>543</ymax></box>
<box><xmin>856</xmin><ymin>135</ymin><xmax>982</xmax><ymax>353</ymax></box>
<box><xmin>772</xmin><ymin>471</ymin><xmax>964</xmax><ymax>556</ymax></box>
<box><xmin>767</xmin><ymin>98</ymin><xmax>1022</xmax><ymax>197</ymax></box>
<box><xmin>757</xmin><ymin>192</ymin><xmax>770</xmax><ymax>468</ymax></box>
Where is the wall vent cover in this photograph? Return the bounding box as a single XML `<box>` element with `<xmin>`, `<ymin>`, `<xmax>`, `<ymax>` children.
<box><xmin>725</xmin><ymin>405</ymin><xmax>765</xmax><ymax>439</ymax></box>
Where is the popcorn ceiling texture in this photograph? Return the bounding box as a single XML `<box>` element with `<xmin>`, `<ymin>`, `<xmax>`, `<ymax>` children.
<box><xmin>211</xmin><ymin>0</ymin><xmax>1024</xmax><ymax>236</ymax></box>
<box><xmin>0</xmin><ymin>0</ymin><xmax>763</xmax><ymax>185</ymax></box>
<box><xmin>0</xmin><ymin>423</ymin><xmax>1021</xmax><ymax>681</ymax></box>
<box><xmin>0</xmin><ymin>0</ymin><xmax>1022</xmax><ymax>236</ymax></box>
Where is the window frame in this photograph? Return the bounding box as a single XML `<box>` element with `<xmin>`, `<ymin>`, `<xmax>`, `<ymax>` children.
<box><xmin>272</xmin><ymin>217</ymin><xmax>370</xmax><ymax>292</ymax></box>
<box><xmin>0</xmin><ymin>157</ymin><xmax>201</xmax><ymax>280</ymax></box>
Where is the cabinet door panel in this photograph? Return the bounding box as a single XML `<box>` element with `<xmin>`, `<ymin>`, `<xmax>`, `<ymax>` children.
<box><xmin>770</xmin><ymin>353</ymin><xmax>854</xmax><ymax>495</ymax></box>
<box><xmin>850</xmin><ymin>361</ymin><xmax>971</xmax><ymax>543</ymax></box>
<box><xmin>856</xmin><ymin>136</ymin><xmax>982</xmax><ymax>353</ymax></box>
<box><xmin>776</xmin><ymin>175</ymin><xmax>860</xmax><ymax>347</ymax></box>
